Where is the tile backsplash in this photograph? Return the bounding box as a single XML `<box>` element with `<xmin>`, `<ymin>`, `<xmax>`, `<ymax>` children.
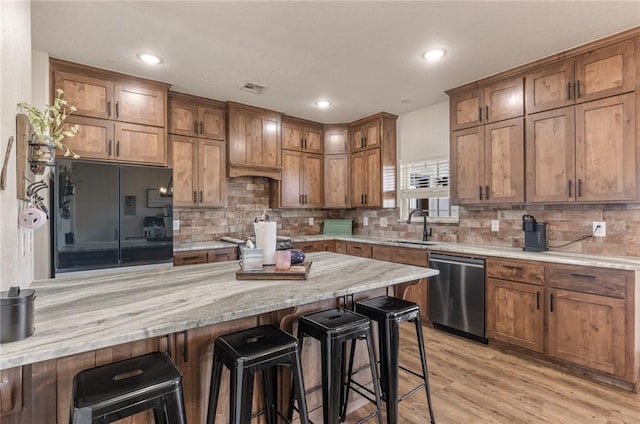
<box><xmin>175</xmin><ymin>177</ymin><xmax>640</xmax><ymax>257</ymax></box>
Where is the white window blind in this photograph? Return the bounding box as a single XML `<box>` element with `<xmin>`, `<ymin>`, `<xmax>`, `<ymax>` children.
<box><xmin>400</xmin><ymin>158</ymin><xmax>450</xmax><ymax>200</ymax></box>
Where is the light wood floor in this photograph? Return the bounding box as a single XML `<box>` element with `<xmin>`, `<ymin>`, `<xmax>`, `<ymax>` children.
<box><xmin>345</xmin><ymin>324</ymin><xmax>640</xmax><ymax>424</ymax></box>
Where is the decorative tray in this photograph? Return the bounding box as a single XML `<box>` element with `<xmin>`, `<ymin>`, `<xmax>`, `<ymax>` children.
<box><xmin>236</xmin><ymin>261</ymin><xmax>312</xmax><ymax>280</ymax></box>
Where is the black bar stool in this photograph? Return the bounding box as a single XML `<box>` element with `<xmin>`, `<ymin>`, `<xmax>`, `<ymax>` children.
<box><xmin>206</xmin><ymin>324</ymin><xmax>309</xmax><ymax>424</ymax></box>
<box><xmin>70</xmin><ymin>351</ymin><xmax>186</xmax><ymax>424</ymax></box>
<box><xmin>351</xmin><ymin>296</ymin><xmax>436</xmax><ymax>424</ymax></box>
<box><xmin>292</xmin><ymin>308</ymin><xmax>383</xmax><ymax>424</ymax></box>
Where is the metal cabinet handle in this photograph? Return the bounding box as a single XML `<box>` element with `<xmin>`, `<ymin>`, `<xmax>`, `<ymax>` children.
<box><xmin>550</xmin><ymin>293</ymin><xmax>554</xmax><ymax>312</ymax></box>
<box><xmin>193</xmin><ymin>191</ymin><xmax>197</xmax><ymax>204</ymax></box>
<box><xmin>363</xmin><ymin>136</ymin><xmax>367</xmax><ymax>147</ymax></box>
<box><xmin>567</xmin><ymin>179</ymin><xmax>572</xmax><ymax>197</ymax></box>
<box><xmin>115</xmin><ymin>102</ymin><xmax>119</xmax><ymax>119</ymax></box>
<box><xmin>569</xmin><ymin>273</ymin><xmax>596</xmax><ymax>279</ymax></box>
<box><xmin>479</xmin><ymin>186</ymin><xmax>483</xmax><ymax>201</ymax></box>
<box><xmin>478</xmin><ymin>107</ymin><xmax>482</xmax><ymax>122</ymax></box>
<box><xmin>576</xmin><ymin>80</ymin><xmax>581</xmax><ymax>98</ymax></box>
<box><xmin>199</xmin><ymin>191</ymin><xmax>203</xmax><ymax>202</ymax></box>
<box><xmin>485</xmin><ymin>185</ymin><xmax>490</xmax><ymax>200</ymax></box>
<box><xmin>361</xmin><ymin>194</ymin><xmax>364</xmax><ymax>205</ymax></box>
<box><xmin>502</xmin><ymin>265</ymin><xmax>522</xmax><ymax>270</ymax></box>
<box><xmin>107</xmin><ymin>101</ymin><xmax>112</xmax><ymax>117</ymax></box>
<box><xmin>536</xmin><ymin>292</ymin><xmax>540</xmax><ymax>310</ymax></box>
<box><xmin>567</xmin><ymin>82</ymin><xmax>572</xmax><ymax>100</ymax></box>
<box><xmin>116</xmin><ymin>141</ymin><xmax>120</xmax><ymax>157</ymax></box>
<box><xmin>107</xmin><ymin>140</ymin><xmax>112</xmax><ymax>156</ymax></box>
<box><xmin>200</xmin><ymin>121</ymin><xmax>204</xmax><ymax>134</ymax></box>
<box><xmin>577</xmin><ymin>179</ymin><xmax>583</xmax><ymax>197</ymax></box>
<box><xmin>194</xmin><ymin>121</ymin><xmax>198</xmax><ymax>134</ymax></box>
<box><xmin>364</xmin><ymin>193</ymin><xmax>367</xmax><ymax>204</ymax></box>
<box><xmin>344</xmin><ymin>194</ymin><xmax>348</xmax><ymax>205</ymax></box>
<box><xmin>485</xmin><ymin>105</ymin><xmax>489</xmax><ymax>121</ymax></box>
<box><xmin>182</xmin><ymin>330</ymin><xmax>188</xmax><ymax>363</ymax></box>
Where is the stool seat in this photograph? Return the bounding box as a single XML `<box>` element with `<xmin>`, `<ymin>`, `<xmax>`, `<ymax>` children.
<box><xmin>71</xmin><ymin>351</ymin><xmax>186</xmax><ymax>424</ymax></box>
<box><xmin>216</xmin><ymin>324</ymin><xmax>299</xmax><ymax>365</ymax></box>
<box><xmin>355</xmin><ymin>296</ymin><xmax>419</xmax><ymax>321</ymax></box>
<box><xmin>298</xmin><ymin>308</ymin><xmax>371</xmax><ymax>337</ymax></box>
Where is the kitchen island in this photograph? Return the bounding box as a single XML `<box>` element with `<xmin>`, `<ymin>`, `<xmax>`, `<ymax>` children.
<box><xmin>0</xmin><ymin>252</ymin><xmax>437</xmax><ymax>423</ymax></box>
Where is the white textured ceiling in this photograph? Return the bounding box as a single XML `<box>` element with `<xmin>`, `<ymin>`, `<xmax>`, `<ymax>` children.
<box><xmin>31</xmin><ymin>1</ymin><xmax>640</xmax><ymax>123</ymax></box>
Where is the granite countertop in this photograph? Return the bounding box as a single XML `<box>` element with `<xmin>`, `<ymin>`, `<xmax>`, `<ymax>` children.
<box><xmin>176</xmin><ymin>234</ymin><xmax>640</xmax><ymax>271</ymax></box>
<box><xmin>0</xmin><ymin>252</ymin><xmax>436</xmax><ymax>370</ymax></box>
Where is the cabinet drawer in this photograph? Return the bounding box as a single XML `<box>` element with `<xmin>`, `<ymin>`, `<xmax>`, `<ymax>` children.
<box><xmin>174</xmin><ymin>251</ymin><xmax>207</xmax><ymax>266</ymax></box>
<box><xmin>346</xmin><ymin>242</ymin><xmax>372</xmax><ymax>258</ymax></box>
<box><xmin>547</xmin><ymin>264</ymin><xmax>628</xmax><ymax>298</ymax></box>
<box><xmin>372</xmin><ymin>245</ymin><xmax>427</xmax><ymax>267</ymax></box>
<box><xmin>486</xmin><ymin>259</ymin><xmax>544</xmax><ymax>285</ymax></box>
<box><xmin>207</xmin><ymin>248</ymin><xmax>238</xmax><ymax>262</ymax></box>
<box><xmin>294</xmin><ymin>241</ymin><xmax>324</xmax><ymax>253</ymax></box>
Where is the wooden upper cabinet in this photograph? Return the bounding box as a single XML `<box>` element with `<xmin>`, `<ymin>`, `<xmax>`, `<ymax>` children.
<box><xmin>282</xmin><ymin>118</ymin><xmax>323</xmax><ymax>153</ymax></box>
<box><xmin>526</xmin><ymin>59</ymin><xmax>575</xmax><ymax>113</ymax></box>
<box><xmin>198</xmin><ymin>140</ymin><xmax>226</xmax><ymax>207</ymax></box>
<box><xmin>227</xmin><ymin>102</ymin><xmax>281</xmax><ymax>179</ymax></box>
<box><xmin>351</xmin><ymin>117</ymin><xmax>381</xmax><ymax>151</ymax></box>
<box><xmin>303</xmin><ymin>153</ymin><xmax>323</xmax><ymax>207</ymax></box>
<box><xmin>324</xmin><ymin>154</ymin><xmax>350</xmax><ymax>208</ymax></box>
<box><xmin>115</xmin><ymin>122</ymin><xmax>165</xmax><ymax>165</ymax></box>
<box><xmin>449</xmin><ymin>87</ymin><xmax>483</xmax><ymax>131</ymax></box>
<box><xmin>169</xmin><ymin>94</ymin><xmax>226</xmax><ymax>140</ymax></box>
<box><xmin>278</xmin><ymin>151</ymin><xmax>322</xmax><ymax>208</ymax></box>
<box><xmin>324</xmin><ymin>125</ymin><xmax>349</xmax><ymax>155</ymax></box>
<box><xmin>526</xmin><ymin>40</ymin><xmax>635</xmax><ymax>114</ymax></box>
<box><xmin>58</xmin><ymin>116</ymin><xmax>114</xmax><ymax>160</ymax></box>
<box><xmin>114</xmin><ymin>82</ymin><xmax>165</xmax><ymax>127</ymax></box>
<box><xmin>54</xmin><ymin>71</ymin><xmax>114</xmax><ymax>119</ymax></box>
<box><xmin>484</xmin><ymin>77</ymin><xmax>524</xmax><ymax>124</ymax></box>
<box><xmin>575</xmin><ymin>93</ymin><xmax>636</xmax><ymax>202</ymax></box>
<box><xmin>575</xmin><ymin>39</ymin><xmax>635</xmax><ymax>104</ymax></box>
<box><xmin>350</xmin><ymin>126</ymin><xmax>364</xmax><ymax>151</ymax></box>
<box><xmin>350</xmin><ymin>151</ymin><xmax>366</xmax><ymax>207</ymax></box>
<box><xmin>172</xmin><ymin>135</ymin><xmax>197</xmax><ymax>207</ymax></box>
<box><xmin>484</xmin><ymin>117</ymin><xmax>524</xmax><ymax>204</ymax></box>
<box><xmin>451</xmin><ymin>126</ymin><xmax>485</xmax><ymax>204</ymax></box>
<box><xmin>351</xmin><ymin>149</ymin><xmax>381</xmax><ymax>207</ymax></box>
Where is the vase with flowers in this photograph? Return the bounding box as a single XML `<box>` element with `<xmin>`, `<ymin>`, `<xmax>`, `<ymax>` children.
<box><xmin>18</xmin><ymin>89</ymin><xmax>80</xmax><ymax>167</ymax></box>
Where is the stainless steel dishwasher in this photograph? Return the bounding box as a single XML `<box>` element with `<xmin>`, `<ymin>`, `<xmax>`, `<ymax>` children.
<box><xmin>428</xmin><ymin>253</ymin><xmax>486</xmax><ymax>343</ymax></box>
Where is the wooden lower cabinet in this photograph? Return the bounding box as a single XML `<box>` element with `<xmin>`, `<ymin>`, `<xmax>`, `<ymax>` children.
<box><xmin>346</xmin><ymin>242</ymin><xmax>372</xmax><ymax>258</ymax></box>
<box><xmin>547</xmin><ymin>288</ymin><xmax>626</xmax><ymax>378</ymax></box>
<box><xmin>174</xmin><ymin>248</ymin><xmax>238</xmax><ymax>266</ymax></box>
<box><xmin>293</xmin><ymin>241</ymin><xmax>325</xmax><ymax>253</ymax></box>
<box><xmin>0</xmin><ymin>367</ymin><xmax>23</xmax><ymax>422</ymax></box>
<box><xmin>486</xmin><ymin>278</ymin><xmax>544</xmax><ymax>353</ymax></box>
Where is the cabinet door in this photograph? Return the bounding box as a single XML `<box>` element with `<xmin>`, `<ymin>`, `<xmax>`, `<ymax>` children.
<box><xmin>60</xmin><ymin>116</ymin><xmax>114</xmax><ymax>160</ymax></box>
<box><xmin>324</xmin><ymin>154</ymin><xmax>350</xmax><ymax>208</ymax></box>
<box><xmin>198</xmin><ymin>107</ymin><xmax>225</xmax><ymax>140</ymax></box>
<box><xmin>525</xmin><ymin>106</ymin><xmax>576</xmax><ymax>203</ymax></box>
<box><xmin>547</xmin><ymin>288</ymin><xmax>626</xmax><ymax>377</ymax></box>
<box><xmin>294</xmin><ymin>241</ymin><xmax>324</xmax><ymax>253</ymax></box>
<box><xmin>525</xmin><ymin>59</ymin><xmax>575</xmax><ymax>113</ymax></box>
<box><xmin>346</xmin><ymin>242</ymin><xmax>372</xmax><ymax>258</ymax></box>
<box><xmin>305</xmin><ymin>126</ymin><xmax>323</xmax><ymax>153</ymax></box>
<box><xmin>364</xmin><ymin>149</ymin><xmax>381</xmax><ymax>207</ymax></box>
<box><xmin>172</xmin><ymin>136</ymin><xmax>197</xmax><ymax>207</ymax></box>
<box><xmin>282</xmin><ymin>121</ymin><xmax>303</xmax><ymax>151</ymax></box>
<box><xmin>484</xmin><ymin>117</ymin><xmax>524</xmax><ymax>204</ymax></box>
<box><xmin>324</xmin><ymin>125</ymin><xmax>349</xmax><ymax>154</ymax></box>
<box><xmin>575</xmin><ymin>39</ymin><xmax>635</xmax><ymax>104</ymax></box>
<box><xmin>168</xmin><ymin>99</ymin><xmax>198</xmax><ymax>136</ymax></box>
<box><xmin>199</xmin><ymin>140</ymin><xmax>227</xmax><ymax>207</ymax></box>
<box><xmin>303</xmin><ymin>153</ymin><xmax>323</xmax><ymax>207</ymax></box>
<box><xmin>174</xmin><ymin>251</ymin><xmax>207</xmax><ymax>265</ymax></box>
<box><xmin>0</xmin><ymin>367</ymin><xmax>22</xmax><ymax>417</ymax></box>
<box><xmin>484</xmin><ymin>77</ymin><xmax>524</xmax><ymax>124</ymax></box>
<box><xmin>575</xmin><ymin>93</ymin><xmax>636</xmax><ymax>202</ymax></box>
<box><xmin>115</xmin><ymin>123</ymin><xmax>166</xmax><ymax>165</ymax></box>
<box><xmin>207</xmin><ymin>247</ymin><xmax>237</xmax><ymax>262</ymax></box>
<box><xmin>350</xmin><ymin>126</ymin><xmax>363</xmax><ymax>151</ymax></box>
<box><xmin>486</xmin><ymin>279</ymin><xmax>543</xmax><ymax>353</ymax></box>
<box><xmin>114</xmin><ymin>82</ymin><xmax>165</xmax><ymax>127</ymax></box>
<box><xmin>243</xmin><ymin>112</ymin><xmax>280</xmax><ymax>167</ymax></box>
<box><xmin>451</xmin><ymin>126</ymin><xmax>484</xmax><ymax>204</ymax></box>
<box><xmin>350</xmin><ymin>151</ymin><xmax>365</xmax><ymax>207</ymax></box>
<box><xmin>449</xmin><ymin>87</ymin><xmax>483</xmax><ymax>131</ymax></box>
<box><xmin>362</xmin><ymin>119</ymin><xmax>380</xmax><ymax>149</ymax></box>
<box><xmin>54</xmin><ymin>71</ymin><xmax>114</xmax><ymax>119</ymax></box>
<box><xmin>281</xmin><ymin>150</ymin><xmax>303</xmax><ymax>208</ymax></box>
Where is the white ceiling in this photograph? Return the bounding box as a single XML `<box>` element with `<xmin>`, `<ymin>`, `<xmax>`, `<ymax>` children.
<box><xmin>31</xmin><ymin>1</ymin><xmax>640</xmax><ymax>123</ymax></box>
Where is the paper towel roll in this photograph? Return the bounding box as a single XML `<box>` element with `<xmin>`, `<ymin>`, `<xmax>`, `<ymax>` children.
<box><xmin>254</xmin><ymin>221</ymin><xmax>276</xmax><ymax>265</ymax></box>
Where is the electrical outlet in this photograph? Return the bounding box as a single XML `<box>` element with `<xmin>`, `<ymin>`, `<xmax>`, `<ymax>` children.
<box><xmin>173</xmin><ymin>220</ymin><xmax>180</xmax><ymax>231</ymax></box>
<box><xmin>363</xmin><ymin>216</ymin><xmax>369</xmax><ymax>226</ymax></box>
<box><xmin>308</xmin><ymin>217</ymin><xmax>314</xmax><ymax>226</ymax></box>
<box><xmin>593</xmin><ymin>221</ymin><xmax>606</xmax><ymax>237</ymax></box>
<box><xmin>380</xmin><ymin>217</ymin><xmax>387</xmax><ymax>228</ymax></box>
<box><xmin>491</xmin><ymin>220</ymin><xmax>499</xmax><ymax>232</ymax></box>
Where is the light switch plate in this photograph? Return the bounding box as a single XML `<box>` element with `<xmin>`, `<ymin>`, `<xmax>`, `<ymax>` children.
<box><xmin>308</xmin><ymin>217</ymin><xmax>314</xmax><ymax>226</ymax></box>
<box><xmin>593</xmin><ymin>221</ymin><xmax>606</xmax><ymax>237</ymax></box>
<box><xmin>173</xmin><ymin>220</ymin><xmax>180</xmax><ymax>231</ymax></box>
<box><xmin>380</xmin><ymin>217</ymin><xmax>387</xmax><ymax>227</ymax></box>
<box><xmin>491</xmin><ymin>220</ymin><xmax>499</xmax><ymax>232</ymax></box>
<box><xmin>363</xmin><ymin>217</ymin><xmax>369</xmax><ymax>226</ymax></box>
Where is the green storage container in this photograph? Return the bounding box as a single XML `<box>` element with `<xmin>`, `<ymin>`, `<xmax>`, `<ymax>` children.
<box><xmin>323</xmin><ymin>219</ymin><xmax>353</xmax><ymax>235</ymax></box>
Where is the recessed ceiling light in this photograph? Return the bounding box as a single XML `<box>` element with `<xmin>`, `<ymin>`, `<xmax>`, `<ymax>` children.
<box><xmin>315</xmin><ymin>100</ymin><xmax>332</xmax><ymax>109</ymax></box>
<box><xmin>422</xmin><ymin>48</ymin><xmax>447</xmax><ymax>62</ymax></box>
<box><xmin>137</xmin><ymin>53</ymin><xmax>163</xmax><ymax>65</ymax></box>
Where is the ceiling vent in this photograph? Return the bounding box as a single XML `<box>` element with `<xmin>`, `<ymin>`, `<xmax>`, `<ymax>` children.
<box><xmin>238</xmin><ymin>82</ymin><xmax>267</xmax><ymax>94</ymax></box>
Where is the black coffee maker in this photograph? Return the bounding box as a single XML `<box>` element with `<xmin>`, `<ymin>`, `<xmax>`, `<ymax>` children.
<box><xmin>522</xmin><ymin>215</ymin><xmax>548</xmax><ymax>252</ymax></box>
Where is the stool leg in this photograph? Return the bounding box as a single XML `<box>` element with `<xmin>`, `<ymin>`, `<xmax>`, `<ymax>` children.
<box><xmin>365</xmin><ymin>328</ymin><xmax>384</xmax><ymax>424</ymax></box>
<box><xmin>288</xmin><ymin>331</ymin><xmax>306</xmax><ymax>422</ymax></box>
<box><xmin>229</xmin><ymin>365</ymin><xmax>255</xmax><ymax>424</ymax></box>
<box><xmin>154</xmin><ymin>406</ymin><xmax>168</xmax><ymax>424</ymax></box>
<box><xmin>414</xmin><ymin>317</ymin><xmax>436</xmax><ymax>424</ymax></box>
<box><xmin>261</xmin><ymin>367</ymin><xmax>278</xmax><ymax>424</ymax></box>
<box><xmin>340</xmin><ymin>338</ymin><xmax>358</xmax><ymax>421</ymax></box>
<box><xmin>383</xmin><ymin>319</ymin><xmax>401</xmax><ymax>424</ymax></box>
<box><xmin>207</xmin><ymin>356</ymin><xmax>224</xmax><ymax>424</ymax></box>
<box><xmin>160</xmin><ymin>388</ymin><xmax>187</xmax><ymax>424</ymax></box>
<box><xmin>321</xmin><ymin>335</ymin><xmax>342</xmax><ymax>424</ymax></box>
<box><xmin>291</xmin><ymin>349</ymin><xmax>310</xmax><ymax>424</ymax></box>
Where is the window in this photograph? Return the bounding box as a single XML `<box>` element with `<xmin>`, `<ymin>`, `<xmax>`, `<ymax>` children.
<box><xmin>399</xmin><ymin>158</ymin><xmax>459</xmax><ymax>223</ymax></box>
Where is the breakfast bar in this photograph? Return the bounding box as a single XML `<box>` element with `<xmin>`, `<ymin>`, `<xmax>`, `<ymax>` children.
<box><xmin>0</xmin><ymin>252</ymin><xmax>437</xmax><ymax>423</ymax></box>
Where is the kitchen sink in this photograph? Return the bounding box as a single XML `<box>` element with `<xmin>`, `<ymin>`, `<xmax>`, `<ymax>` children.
<box><xmin>385</xmin><ymin>240</ymin><xmax>439</xmax><ymax>246</ymax></box>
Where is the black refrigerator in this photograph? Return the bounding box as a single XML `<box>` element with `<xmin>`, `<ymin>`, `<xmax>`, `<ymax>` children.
<box><xmin>53</xmin><ymin>159</ymin><xmax>173</xmax><ymax>273</ymax></box>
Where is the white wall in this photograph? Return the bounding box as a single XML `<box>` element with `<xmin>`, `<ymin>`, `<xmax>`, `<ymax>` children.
<box><xmin>397</xmin><ymin>101</ymin><xmax>449</xmax><ymax>162</ymax></box>
<box><xmin>0</xmin><ymin>1</ymin><xmax>33</xmax><ymax>290</ymax></box>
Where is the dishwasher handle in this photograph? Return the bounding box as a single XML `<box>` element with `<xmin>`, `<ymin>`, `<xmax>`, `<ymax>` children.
<box><xmin>429</xmin><ymin>254</ymin><xmax>485</xmax><ymax>268</ymax></box>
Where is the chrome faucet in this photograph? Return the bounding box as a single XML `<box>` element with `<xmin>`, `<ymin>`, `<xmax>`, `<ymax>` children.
<box><xmin>407</xmin><ymin>209</ymin><xmax>432</xmax><ymax>241</ymax></box>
